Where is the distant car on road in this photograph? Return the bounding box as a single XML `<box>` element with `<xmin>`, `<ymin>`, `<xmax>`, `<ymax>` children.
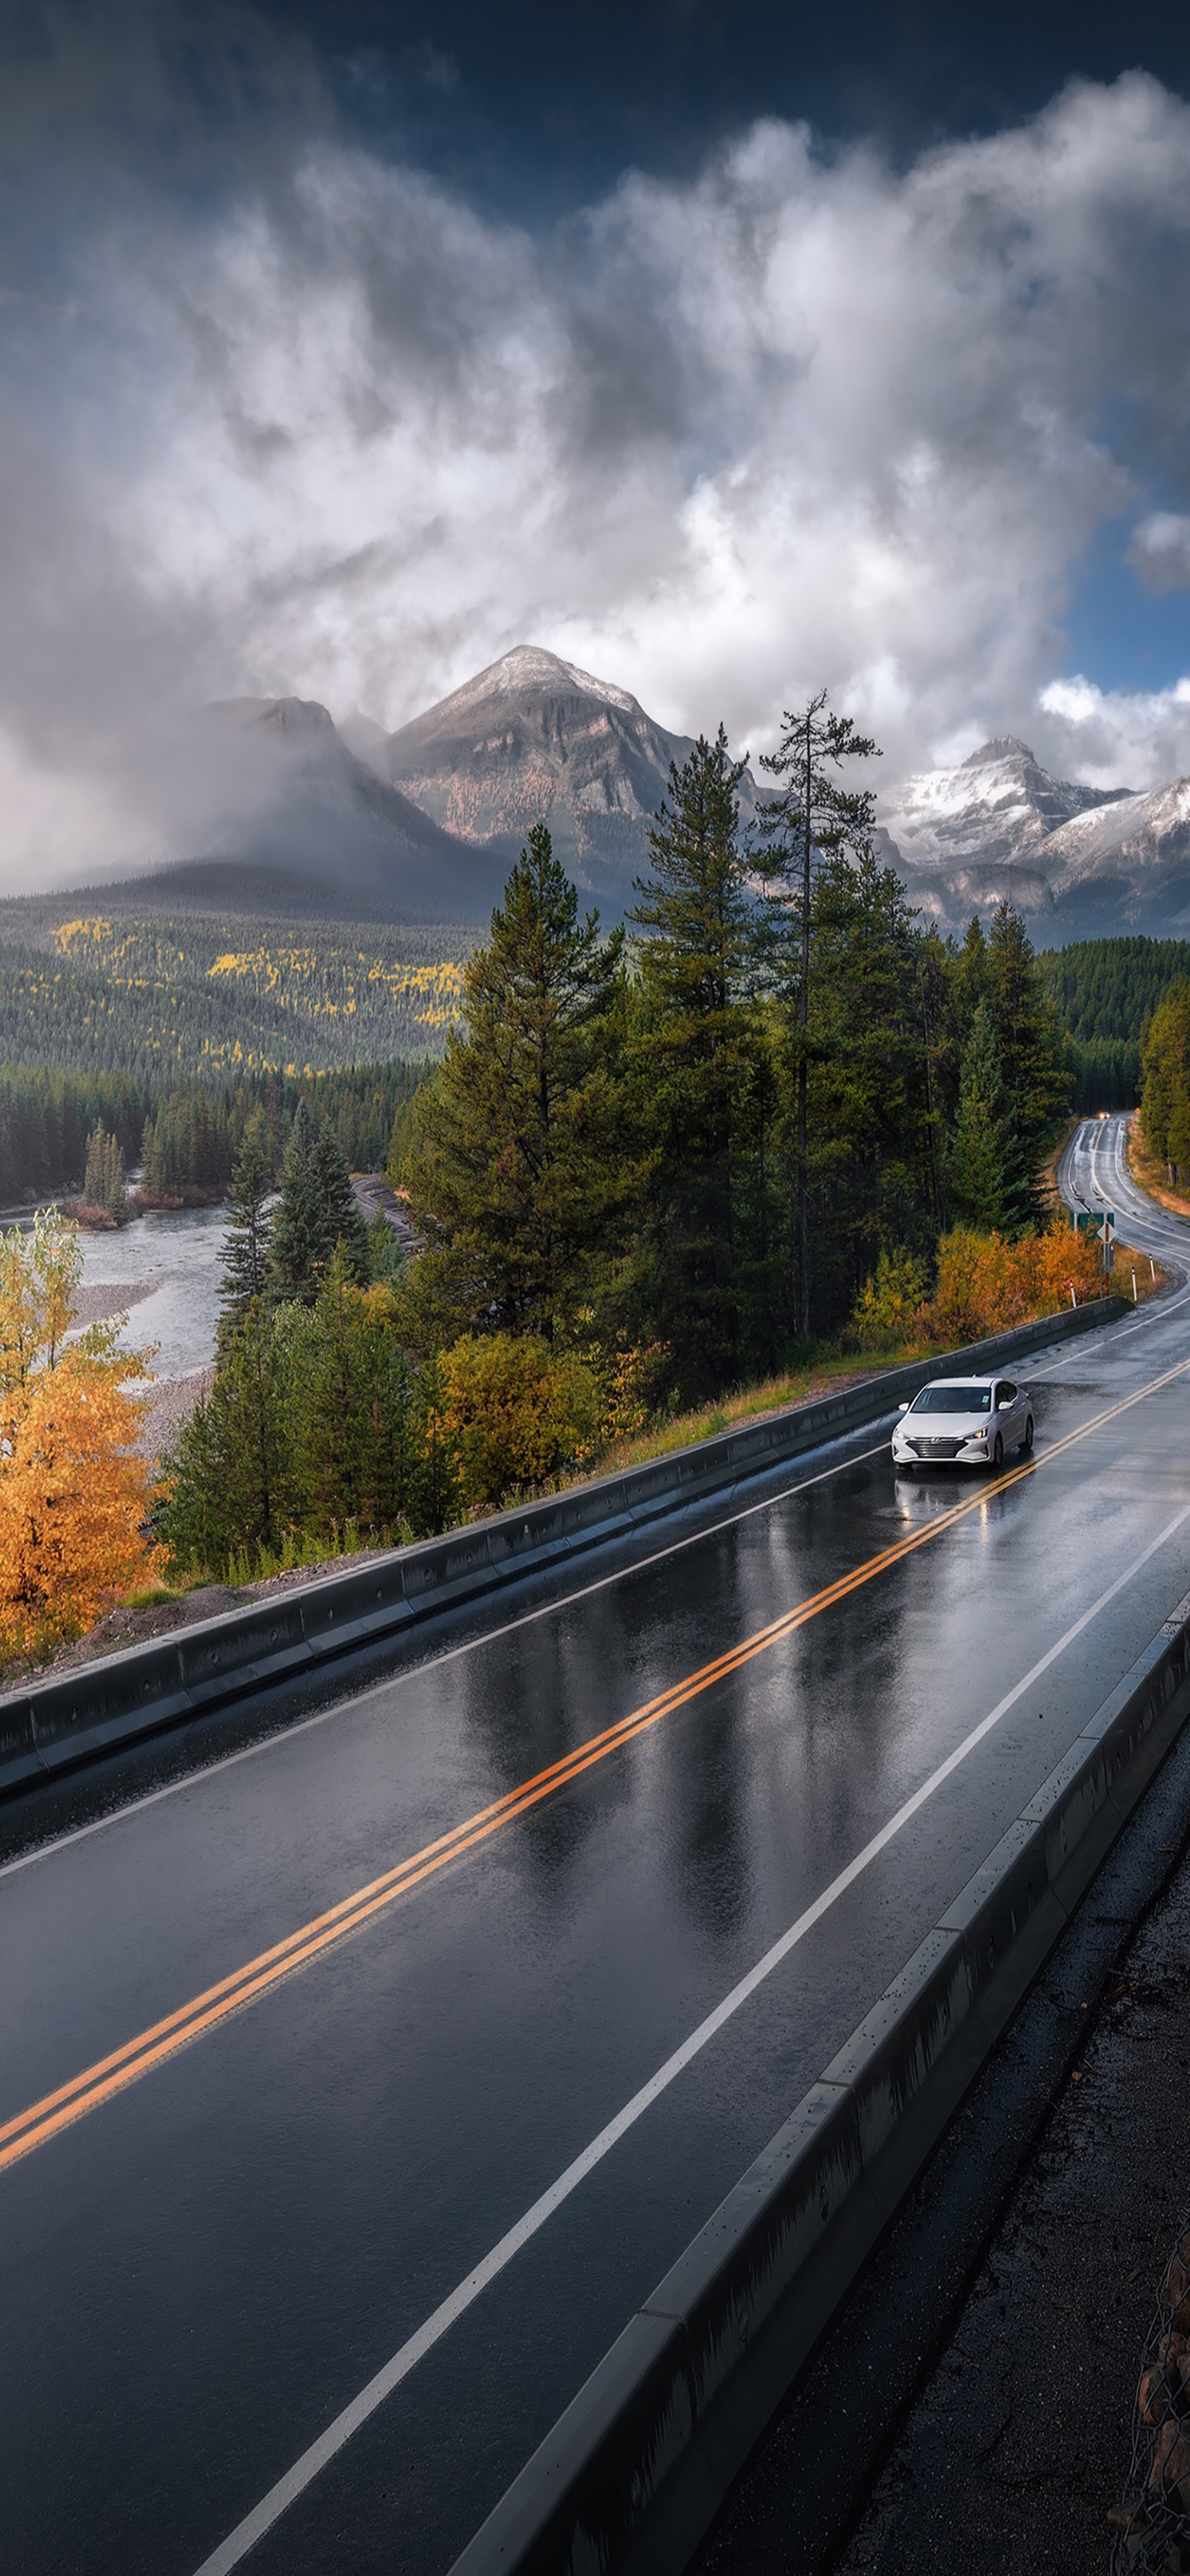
<box><xmin>892</xmin><ymin>1374</ymin><xmax>1034</xmax><ymax>1474</ymax></box>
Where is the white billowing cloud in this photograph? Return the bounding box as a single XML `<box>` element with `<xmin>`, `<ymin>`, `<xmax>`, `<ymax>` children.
<box><xmin>4</xmin><ymin>55</ymin><xmax>1190</xmax><ymax>883</ymax></box>
<box><xmin>1129</xmin><ymin>512</ymin><xmax>1190</xmax><ymax>591</ymax></box>
<box><xmin>1038</xmin><ymin>675</ymin><xmax>1190</xmax><ymax>787</ymax></box>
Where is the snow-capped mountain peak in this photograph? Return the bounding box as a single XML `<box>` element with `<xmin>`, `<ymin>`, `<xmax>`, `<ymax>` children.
<box><xmin>881</xmin><ymin>737</ymin><xmax>1132</xmax><ymax>873</ymax></box>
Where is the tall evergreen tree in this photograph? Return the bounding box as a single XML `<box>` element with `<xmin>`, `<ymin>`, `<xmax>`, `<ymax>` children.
<box><xmin>161</xmin><ymin>1301</ymin><xmax>297</xmax><ymax>1570</ymax></box>
<box><xmin>82</xmin><ymin>1123</ymin><xmax>127</xmax><ymax>1224</ymax></box>
<box><xmin>286</xmin><ymin>1251</ymin><xmax>415</xmax><ymax>1536</ymax></box>
<box><xmin>403</xmin><ymin>825</ymin><xmax>630</xmax><ymax>1342</ymax></box>
<box><xmin>218</xmin><ymin>1116</ymin><xmax>275</xmax><ymax>1352</ymax></box>
<box><xmin>311</xmin><ymin>1119</ymin><xmax>368</xmax><ymax>1281</ymax></box>
<box><xmin>986</xmin><ymin>902</ymin><xmax>1070</xmax><ymax>1219</ymax></box>
<box><xmin>946</xmin><ymin>1000</ymin><xmax>1015</xmax><ymax>1230</ymax></box>
<box><xmin>755</xmin><ymin>692</ymin><xmax>880</xmax><ymax>1335</ymax></box>
<box><xmin>951</xmin><ymin>914</ymin><xmax>991</xmax><ymax>1028</ymax></box>
<box><xmin>267</xmin><ymin>1106</ymin><xmax>365</xmax><ymax>1304</ymax></box>
<box><xmin>630</xmin><ymin>726</ymin><xmax>757</xmax><ymax>1393</ymax></box>
<box><xmin>268</xmin><ymin>1102</ymin><xmax>327</xmax><ymax>1303</ymax></box>
<box><xmin>806</xmin><ymin>846</ymin><xmax>935</xmax><ymax>1316</ymax></box>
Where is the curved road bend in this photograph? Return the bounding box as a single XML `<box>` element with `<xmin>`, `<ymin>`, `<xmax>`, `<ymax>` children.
<box><xmin>3</xmin><ymin>1119</ymin><xmax>1190</xmax><ymax>2576</ymax></box>
<box><xmin>1058</xmin><ymin>1108</ymin><xmax>1189</xmax><ymax>1292</ymax></box>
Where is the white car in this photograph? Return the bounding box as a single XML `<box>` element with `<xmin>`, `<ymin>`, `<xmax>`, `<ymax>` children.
<box><xmin>891</xmin><ymin>1374</ymin><xmax>1034</xmax><ymax>1473</ymax></box>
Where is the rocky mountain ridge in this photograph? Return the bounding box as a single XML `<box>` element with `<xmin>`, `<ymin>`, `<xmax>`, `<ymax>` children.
<box><xmin>376</xmin><ymin>645</ymin><xmax>732</xmax><ymax>904</ymax></box>
<box><xmin>882</xmin><ymin>736</ymin><xmax>1190</xmax><ymax>940</ymax></box>
<box><xmin>85</xmin><ymin>656</ymin><xmax>1190</xmax><ymax>940</ymax></box>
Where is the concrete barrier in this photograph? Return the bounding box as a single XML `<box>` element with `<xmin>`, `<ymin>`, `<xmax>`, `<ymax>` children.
<box><xmin>448</xmin><ymin>1588</ymin><xmax>1190</xmax><ymax>2576</ymax></box>
<box><xmin>0</xmin><ymin>1294</ymin><xmax>1122</xmax><ymax>1798</ymax></box>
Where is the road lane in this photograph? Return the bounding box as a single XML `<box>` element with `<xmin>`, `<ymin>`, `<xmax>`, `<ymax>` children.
<box><xmin>10</xmin><ymin>1357</ymin><xmax>1188</xmax><ymax>2178</ymax></box>
<box><xmin>1057</xmin><ymin>1109</ymin><xmax>1188</xmax><ymax>1286</ymax></box>
<box><xmin>4</xmin><ymin>1229</ymin><xmax>1190</xmax><ymax>2576</ymax></box>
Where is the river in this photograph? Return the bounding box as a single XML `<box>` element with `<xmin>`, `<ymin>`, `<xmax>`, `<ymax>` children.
<box><xmin>75</xmin><ymin>1203</ymin><xmax>228</xmax><ymax>1379</ymax></box>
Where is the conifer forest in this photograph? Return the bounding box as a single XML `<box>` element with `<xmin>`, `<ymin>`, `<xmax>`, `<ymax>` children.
<box><xmin>2</xmin><ymin>706</ymin><xmax>1186</xmax><ymax>1646</ymax></box>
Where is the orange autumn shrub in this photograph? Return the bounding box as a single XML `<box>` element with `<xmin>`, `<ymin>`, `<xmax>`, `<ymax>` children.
<box><xmin>0</xmin><ymin>1209</ymin><xmax>163</xmax><ymax>1659</ymax></box>
<box><xmin>1025</xmin><ymin>1223</ymin><xmax>1105</xmax><ymax>1315</ymax></box>
<box><xmin>917</xmin><ymin>1222</ymin><xmax>1103</xmax><ymax>1349</ymax></box>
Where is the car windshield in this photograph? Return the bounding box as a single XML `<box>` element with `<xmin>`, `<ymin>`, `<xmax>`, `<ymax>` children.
<box><xmin>911</xmin><ymin>1384</ymin><xmax>991</xmax><ymax>1415</ymax></box>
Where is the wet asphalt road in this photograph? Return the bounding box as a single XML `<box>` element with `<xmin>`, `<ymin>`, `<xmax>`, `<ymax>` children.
<box><xmin>4</xmin><ymin>1112</ymin><xmax>1190</xmax><ymax>2576</ymax></box>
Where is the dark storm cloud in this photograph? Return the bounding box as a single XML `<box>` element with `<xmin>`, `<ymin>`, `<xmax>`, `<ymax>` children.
<box><xmin>1</xmin><ymin>2</ymin><xmax>1190</xmax><ymax>884</ymax></box>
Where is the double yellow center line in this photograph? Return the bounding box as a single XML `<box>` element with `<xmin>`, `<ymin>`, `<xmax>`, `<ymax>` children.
<box><xmin>4</xmin><ymin>1348</ymin><xmax>1188</xmax><ymax>2176</ymax></box>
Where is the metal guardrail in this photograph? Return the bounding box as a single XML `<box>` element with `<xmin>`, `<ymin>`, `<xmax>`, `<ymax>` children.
<box><xmin>0</xmin><ymin>1294</ymin><xmax>1122</xmax><ymax>1798</ymax></box>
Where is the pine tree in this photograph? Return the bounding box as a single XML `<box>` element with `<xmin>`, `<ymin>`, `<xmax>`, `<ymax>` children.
<box><xmin>986</xmin><ymin>902</ymin><xmax>1070</xmax><ymax>1219</ymax></box>
<box><xmin>951</xmin><ymin>915</ymin><xmax>991</xmax><ymax>1026</ymax></box>
<box><xmin>161</xmin><ymin>1302</ymin><xmax>297</xmax><ymax>1572</ymax></box>
<box><xmin>286</xmin><ymin>1253</ymin><xmax>412</xmax><ymax>1536</ymax></box>
<box><xmin>946</xmin><ymin>1001</ymin><xmax>1015</xmax><ymax>1229</ymax></box>
<box><xmin>1141</xmin><ymin>980</ymin><xmax>1190</xmax><ymax>1183</ymax></box>
<box><xmin>806</xmin><ymin>846</ymin><xmax>934</xmax><ymax>1318</ymax></box>
<box><xmin>82</xmin><ymin>1123</ymin><xmax>127</xmax><ymax>1224</ymax></box>
<box><xmin>756</xmin><ymin>692</ymin><xmax>880</xmax><ymax>1335</ymax></box>
<box><xmin>268</xmin><ymin>1103</ymin><xmax>328</xmax><ymax>1304</ymax></box>
<box><xmin>404</xmin><ymin>825</ymin><xmax>629</xmax><ymax>1342</ymax></box>
<box><xmin>268</xmin><ymin>1105</ymin><xmax>369</xmax><ymax>1304</ymax></box>
<box><xmin>218</xmin><ymin>1116</ymin><xmax>275</xmax><ymax>1352</ymax></box>
<box><xmin>629</xmin><ymin>726</ymin><xmax>756</xmax><ymax>1393</ymax></box>
<box><xmin>311</xmin><ymin>1120</ymin><xmax>368</xmax><ymax>1282</ymax></box>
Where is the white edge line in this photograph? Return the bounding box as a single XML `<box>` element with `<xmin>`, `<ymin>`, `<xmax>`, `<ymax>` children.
<box><xmin>190</xmin><ymin>1498</ymin><xmax>1190</xmax><ymax>2576</ymax></box>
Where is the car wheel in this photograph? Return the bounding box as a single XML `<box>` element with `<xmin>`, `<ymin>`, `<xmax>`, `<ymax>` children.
<box><xmin>992</xmin><ymin>1433</ymin><xmax>1003</xmax><ymax>1469</ymax></box>
<box><xmin>1021</xmin><ymin>1415</ymin><xmax>1034</xmax><ymax>1454</ymax></box>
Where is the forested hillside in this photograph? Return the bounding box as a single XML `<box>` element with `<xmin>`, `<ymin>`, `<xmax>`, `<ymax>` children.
<box><xmin>161</xmin><ymin>762</ymin><xmax>1093</xmax><ymax>1585</ymax></box>
<box><xmin>1141</xmin><ymin>980</ymin><xmax>1190</xmax><ymax>1186</ymax></box>
<box><xmin>0</xmin><ymin>911</ymin><xmax>474</xmax><ymax>1082</ymax></box>
<box><xmin>1041</xmin><ymin>936</ymin><xmax>1190</xmax><ymax>1107</ymax></box>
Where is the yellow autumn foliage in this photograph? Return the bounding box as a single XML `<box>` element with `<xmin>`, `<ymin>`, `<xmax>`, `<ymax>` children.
<box><xmin>0</xmin><ymin>1211</ymin><xmax>163</xmax><ymax>1659</ymax></box>
<box><xmin>437</xmin><ymin>1333</ymin><xmax>601</xmax><ymax>1512</ymax></box>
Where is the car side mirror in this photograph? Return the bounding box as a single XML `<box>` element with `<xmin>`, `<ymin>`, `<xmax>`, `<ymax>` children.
<box><xmin>897</xmin><ymin>1399</ymin><xmax>910</xmax><ymax>1412</ymax></box>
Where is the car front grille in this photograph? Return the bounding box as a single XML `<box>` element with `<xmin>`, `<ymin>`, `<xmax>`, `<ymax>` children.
<box><xmin>908</xmin><ymin>1436</ymin><xmax>967</xmax><ymax>1459</ymax></box>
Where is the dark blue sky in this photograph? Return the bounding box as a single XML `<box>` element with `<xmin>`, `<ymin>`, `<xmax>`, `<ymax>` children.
<box><xmin>281</xmin><ymin>0</ymin><xmax>1190</xmax><ymax>209</ymax></box>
